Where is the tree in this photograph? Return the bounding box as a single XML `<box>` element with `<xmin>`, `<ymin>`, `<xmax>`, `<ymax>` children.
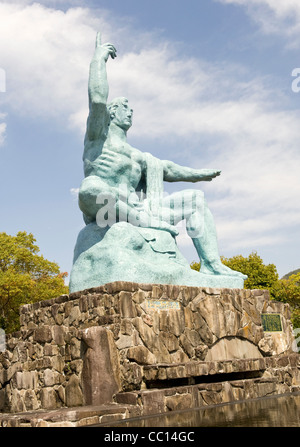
<box><xmin>190</xmin><ymin>251</ymin><xmax>279</xmax><ymax>291</ymax></box>
<box><xmin>272</xmin><ymin>273</ymin><xmax>300</xmax><ymax>329</ymax></box>
<box><xmin>0</xmin><ymin>231</ymin><xmax>68</xmax><ymax>332</ymax></box>
<box><xmin>190</xmin><ymin>261</ymin><xmax>201</xmax><ymax>272</ymax></box>
<box><xmin>221</xmin><ymin>252</ymin><xmax>279</xmax><ymax>291</ymax></box>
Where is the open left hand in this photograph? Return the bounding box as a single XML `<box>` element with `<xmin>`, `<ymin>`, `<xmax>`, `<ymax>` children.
<box><xmin>198</xmin><ymin>169</ymin><xmax>221</xmax><ymax>181</ymax></box>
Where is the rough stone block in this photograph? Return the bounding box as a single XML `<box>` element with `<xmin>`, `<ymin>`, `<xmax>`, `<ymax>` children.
<box><xmin>43</xmin><ymin>369</ymin><xmax>56</xmax><ymax>387</ymax></box>
<box><xmin>34</xmin><ymin>327</ymin><xmax>52</xmax><ymax>343</ymax></box>
<box><xmin>169</xmin><ymin>350</ymin><xmax>189</xmax><ymax>363</ymax></box>
<box><xmin>133</xmin><ymin>316</ymin><xmax>171</xmax><ymax>362</ymax></box>
<box><xmin>132</xmin><ymin>290</ymin><xmax>146</xmax><ymax>304</ymax></box>
<box><xmin>127</xmin><ymin>345</ymin><xmax>156</xmax><ymax>365</ymax></box>
<box><xmin>14</xmin><ymin>371</ymin><xmax>38</xmax><ymax>390</ymax></box>
<box><xmin>179</xmin><ymin>333</ymin><xmax>195</xmax><ymax>358</ymax></box>
<box><xmin>76</xmin><ymin>416</ymin><xmax>100</xmax><ymax>427</ymax></box>
<box><xmin>165</xmin><ymin>393</ymin><xmax>193</xmax><ymax>411</ymax></box>
<box><xmin>10</xmin><ymin>389</ymin><xmax>26</xmax><ymax>413</ymax></box>
<box><xmin>119</xmin><ymin>291</ymin><xmax>137</xmax><ymax>318</ymax></box>
<box><xmin>24</xmin><ymin>389</ymin><xmax>39</xmax><ymax>411</ymax></box>
<box><xmin>158</xmin><ymin>309</ymin><xmax>185</xmax><ymax>337</ymax></box>
<box><xmin>116</xmin><ymin>334</ymin><xmax>135</xmax><ymax>350</ymax></box>
<box><xmin>0</xmin><ymin>389</ymin><xmax>6</xmax><ymax>411</ymax></box>
<box><xmin>158</xmin><ymin>331</ymin><xmax>179</xmax><ymax>352</ymax></box>
<box><xmin>56</xmin><ymin>385</ymin><xmax>65</xmax><ymax>405</ymax></box>
<box><xmin>115</xmin><ymin>392</ymin><xmax>138</xmax><ymax>405</ymax></box>
<box><xmin>70</xmin><ymin>337</ymin><xmax>81</xmax><ymax>360</ymax></box>
<box><xmin>121</xmin><ymin>362</ymin><xmax>142</xmax><ymax>389</ymax></box>
<box><xmin>79</xmin><ymin>296</ymin><xmax>88</xmax><ymax>312</ymax></box>
<box><xmin>68</xmin><ymin>306</ymin><xmax>81</xmax><ymax>325</ymax></box>
<box><xmin>141</xmin><ymin>390</ymin><xmax>165</xmax><ymax>415</ymax></box>
<box><xmin>52</xmin><ymin>325</ymin><xmax>65</xmax><ymax>345</ymax></box>
<box><xmin>81</xmin><ymin>326</ymin><xmax>121</xmax><ymax>405</ymax></box>
<box><xmin>120</xmin><ymin>318</ymin><xmax>133</xmax><ymax>335</ymax></box>
<box><xmin>220</xmin><ymin>382</ymin><xmax>235</xmax><ymax>403</ymax></box>
<box><xmin>42</xmin><ymin>355</ymin><xmax>63</xmax><ymax>374</ymax></box>
<box><xmin>40</xmin><ymin>387</ymin><xmax>60</xmax><ymax>410</ymax></box>
<box><xmin>65</xmin><ymin>374</ymin><xmax>83</xmax><ymax>407</ymax></box>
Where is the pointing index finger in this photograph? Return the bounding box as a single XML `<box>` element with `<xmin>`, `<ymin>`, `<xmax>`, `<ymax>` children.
<box><xmin>96</xmin><ymin>32</ymin><xmax>102</xmax><ymax>48</ymax></box>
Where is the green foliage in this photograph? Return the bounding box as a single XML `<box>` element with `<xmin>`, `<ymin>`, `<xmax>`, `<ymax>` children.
<box><xmin>190</xmin><ymin>252</ymin><xmax>279</xmax><ymax>290</ymax></box>
<box><xmin>190</xmin><ymin>251</ymin><xmax>300</xmax><ymax>329</ymax></box>
<box><xmin>0</xmin><ymin>231</ymin><xmax>68</xmax><ymax>333</ymax></box>
<box><xmin>221</xmin><ymin>253</ymin><xmax>300</xmax><ymax>328</ymax></box>
<box><xmin>190</xmin><ymin>261</ymin><xmax>200</xmax><ymax>272</ymax></box>
<box><xmin>221</xmin><ymin>252</ymin><xmax>279</xmax><ymax>291</ymax></box>
<box><xmin>272</xmin><ymin>273</ymin><xmax>300</xmax><ymax>329</ymax></box>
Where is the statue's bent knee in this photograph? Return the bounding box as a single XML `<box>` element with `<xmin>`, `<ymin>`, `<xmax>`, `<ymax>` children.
<box><xmin>79</xmin><ymin>176</ymin><xmax>114</xmax><ymax>219</ymax></box>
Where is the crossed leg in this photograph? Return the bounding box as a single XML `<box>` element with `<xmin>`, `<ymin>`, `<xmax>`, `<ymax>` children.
<box><xmin>160</xmin><ymin>189</ymin><xmax>246</xmax><ymax>278</ymax></box>
<box><xmin>79</xmin><ymin>176</ymin><xmax>179</xmax><ymax>235</ymax></box>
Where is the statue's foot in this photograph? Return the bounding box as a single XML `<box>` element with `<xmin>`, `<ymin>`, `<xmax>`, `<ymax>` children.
<box><xmin>200</xmin><ymin>260</ymin><xmax>248</xmax><ymax>279</ymax></box>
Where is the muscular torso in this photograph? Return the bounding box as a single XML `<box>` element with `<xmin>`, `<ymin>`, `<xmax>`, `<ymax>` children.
<box><xmin>83</xmin><ymin>137</ymin><xmax>145</xmax><ymax>192</ymax></box>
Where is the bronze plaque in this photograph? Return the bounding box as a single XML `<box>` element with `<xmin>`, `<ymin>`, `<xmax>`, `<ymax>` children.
<box><xmin>261</xmin><ymin>313</ymin><xmax>282</xmax><ymax>332</ymax></box>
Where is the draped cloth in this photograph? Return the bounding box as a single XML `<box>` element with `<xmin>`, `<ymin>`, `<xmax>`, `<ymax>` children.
<box><xmin>143</xmin><ymin>152</ymin><xmax>164</xmax><ymax>218</ymax></box>
<box><xmin>136</xmin><ymin>152</ymin><xmax>178</xmax><ymax>258</ymax></box>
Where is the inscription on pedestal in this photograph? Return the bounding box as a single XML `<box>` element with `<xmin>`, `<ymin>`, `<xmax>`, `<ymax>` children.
<box><xmin>146</xmin><ymin>299</ymin><xmax>180</xmax><ymax>310</ymax></box>
<box><xmin>261</xmin><ymin>313</ymin><xmax>282</xmax><ymax>332</ymax></box>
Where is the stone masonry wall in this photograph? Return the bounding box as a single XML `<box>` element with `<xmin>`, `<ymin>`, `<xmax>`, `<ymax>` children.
<box><xmin>0</xmin><ymin>282</ymin><xmax>298</xmax><ymax>414</ymax></box>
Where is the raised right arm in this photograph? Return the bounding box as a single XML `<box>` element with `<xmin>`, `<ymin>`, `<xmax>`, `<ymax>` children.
<box><xmin>85</xmin><ymin>33</ymin><xmax>117</xmax><ymax>142</ymax></box>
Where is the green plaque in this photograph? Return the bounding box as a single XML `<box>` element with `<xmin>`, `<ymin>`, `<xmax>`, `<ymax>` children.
<box><xmin>261</xmin><ymin>314</ymin><xmax>282</xmax><ymax>332</ymax></box>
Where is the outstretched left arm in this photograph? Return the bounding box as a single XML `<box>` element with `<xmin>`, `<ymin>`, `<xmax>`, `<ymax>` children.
<box><xmin>162</xmin><ymin>159</ymin><xmax>221</xmax><ymax>183</ymax></box>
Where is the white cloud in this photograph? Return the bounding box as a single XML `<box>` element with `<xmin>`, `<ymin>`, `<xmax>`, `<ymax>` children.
<box><xmin>0</xmin><ymin>1</ymin><xmax>288</xmax><ymax>141</ymax></box>
<box><xmin>206</xmin><ymin>104</ymin><xmax>300</xmax><ymax>252</ymax></box>
<box><xmin>217</xmin><ymin>0</ymin><xmax>300</xmax><ymax>46</ymax></box>
<box><xmin>0</xmin><ymin>2</ymin><xmax>121</xmax><ymax>133</ymax></box>
<box><xmin>70</xmin><ymin>187</ymin><xmax>79</xmax><ymax>199</ymax></box>
<box><xmin>0</xmin><ymin>0</ymin><xmax>83</xmax><ymax>6</ymax></box>
<box><xmin>0</xmin><ymin>2</ymin><xmax>186</xmax><ymax>135</ymax></box>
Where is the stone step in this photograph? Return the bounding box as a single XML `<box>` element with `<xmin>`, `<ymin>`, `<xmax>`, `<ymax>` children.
<box><xmin>1</xmin><ymin>375</ymin><xmax>298</xmax><ymax>426</ymax></box>
<box><xmin>142</xmin><ymin>357</ymin><xmax>266</xmax><ymax>383</ymax></box>
<box><xmin>114</xmin><ymin>375</ymin><xmax>294</xmax><ymax>417</ymax></box>
<box><xmin>141</xmin><ymin>354</ymin><xmax>299</xmax><ymax>384</ymax></box>
<box><xmin>0</xmin><ymin>402</ymin><xmax>140</xmax><ymax>427</ymax></box>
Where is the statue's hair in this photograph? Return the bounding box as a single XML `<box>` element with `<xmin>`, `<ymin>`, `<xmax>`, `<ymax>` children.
<box><xmin>107</xmin><ymin>97</ymin><xmax>129</xmax><ymax>120</ymax></box>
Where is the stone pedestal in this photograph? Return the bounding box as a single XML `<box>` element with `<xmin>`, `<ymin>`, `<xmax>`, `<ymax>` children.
<box><xmin>0</xmin><ymin>282</ymin><xmax>299</xmax><ymax>426</ymax></box>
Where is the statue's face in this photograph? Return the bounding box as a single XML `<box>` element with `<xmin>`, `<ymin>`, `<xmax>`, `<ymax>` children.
<box><xmin>113</xmin><ymin>100</ymin><xmax>133</xmax><ymax>131</ymax></box>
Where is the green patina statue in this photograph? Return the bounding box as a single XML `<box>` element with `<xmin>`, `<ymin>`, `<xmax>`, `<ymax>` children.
<box><xmin>69</xmin><ymin>33</ymin><xmax>247</xmax><ymax>292</ymax></box>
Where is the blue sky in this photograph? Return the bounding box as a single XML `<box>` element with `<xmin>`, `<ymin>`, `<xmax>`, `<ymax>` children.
<box><xmin>1</xmin><ymin>0</ymin><xmax>300</xmax><ymax>282</ymax></box>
